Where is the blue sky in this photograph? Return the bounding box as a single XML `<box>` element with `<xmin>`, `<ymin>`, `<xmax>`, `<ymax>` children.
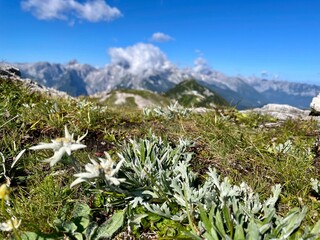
<box><xmin>1</xmin><ymin>0</ymin><xmax>320</xmax><ymax>84</ymax></box>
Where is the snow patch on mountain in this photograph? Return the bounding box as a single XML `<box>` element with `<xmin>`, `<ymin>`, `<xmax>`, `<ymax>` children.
<box><xmin>114</xmin><ymin>92</ymin><xmax>156</xmax><ymax>108</ymax></box>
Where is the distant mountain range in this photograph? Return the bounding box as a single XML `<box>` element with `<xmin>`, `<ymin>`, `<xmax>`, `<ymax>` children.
<box><xmin>12</xmin><ymin>60</ymin><xmax>320</xmax><ymax>109</ymax></box>
<box><xmin>92</xmin><ymin>80</ymin><xmax>229</xmax><ymax>109</ymax></box>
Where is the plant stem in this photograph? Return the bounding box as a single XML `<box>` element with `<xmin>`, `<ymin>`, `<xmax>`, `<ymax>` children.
<box><xmin>183</xmin><ymin>184</ymin><xmax>198</xmax><ymax>235</ymax></box>
<box><xmin>1</xmin><ymin>198</ymin><xmax>22</xmax><ymax>240</ymax></box>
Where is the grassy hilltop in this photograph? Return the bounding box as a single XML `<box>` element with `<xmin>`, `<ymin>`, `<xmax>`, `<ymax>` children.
<box><xmin>0</xmin><ymin>76</ymin><xmax>320</xmax><ymax>239</ymax></box>
<box><xmin>165</xmin><ymin>79</ymin><xmax>229</xmax><ymax>108</ymax></box>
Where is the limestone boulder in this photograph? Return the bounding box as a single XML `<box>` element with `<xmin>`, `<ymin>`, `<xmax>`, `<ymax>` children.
<box><xmin>310</xmin><ymin>94</ymin><xmax>320</xmax><ymax>116</ymax></box>
<box><xmin>241</xmin><ymin>104</ymin><xmax>310</xmax><ymax>120</ymax></box>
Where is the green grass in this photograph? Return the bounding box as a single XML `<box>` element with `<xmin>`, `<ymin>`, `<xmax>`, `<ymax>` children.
<box><xmin>0</xmin><ymin>77</ymin><xmax>320</xmax><ymax>238</ymax></box>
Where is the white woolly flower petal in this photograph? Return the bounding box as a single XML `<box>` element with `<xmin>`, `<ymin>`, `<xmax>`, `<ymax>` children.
<box><xmin>70</xmin><ymin>143</ymin><xmax>87</xmax><ymax>151</ymax></box>
<box><xmin>43</xmin><ymin>147</ymin><xmax>66</xmax><ymax>166</ymax></box>
<box><xmin>0</xmin><ymin>217</ymin><xmax>21</xmax><ymax>231</ymax></box>
<box><xmin>77</xmin><ymin>130</ymin><xmax>88</xmax><ymax>143</ymax></box>
<box><xmin>105</xmin><ymin>176</ymin><xmax>125</xmax><ymax>185</ymax></box>
<box><xmin>29</xmin><ymin>142</ymin><xmax>61</xmax><ymax>150</ymax></box>
<box><xmin>64</xmin><ymin>125</ymin><xmax>71</xmax><ymax>140</ymax></box>
<box><xmin>71</xmin><ymin>161</ymin><xmax>100</xmax><ymax>188</ymax></box>
<box><xmin>70</xmin><ymin>177</ymin><xmax>86</xmax><ymax>188</ymax></box>
<box><xmin>99</xmin><ymin>157</ymin><xmax>113</xmax><ymax>170</ymax></box>
<box><xmin>117</xmin><ymin>153</ymin><xmax>126</xmax><ymax>162</ymax></box>
<box><xmin>112</xmin><ymin>159</ymin><xmax>125</xmax><ymax>175</ymax></box>
<box><xmin>108</xmin><ymin>159</ymin><xmax>124</xmax><ymax>178</ymax></box>
<box><xmin>104</xmin><ymin>152</ymin><xmax>113</xmax><ymax>161</ymax></box>
<box><xmin>86</xmin><ymin>160</ymin><xmax>100</xmax><ymax>170</ymax></box>
<box><xmin>74</xmin><ymin>171</ymin><xmax>98</xmax><ymax>179</ymax></box>
<box><xmin>84</xmin><ymin>163</ymin><xmax>96</xmax><ymax>172</ymax></box>
<box><xmin>107</xmin><ymin>177</ymin><xmax>120</xmax><ymax>185</ymax></box>
<box><xmin>65</xmin><ymin>146</ymin><xmax>72</xmax><ymax>156</ymax></box>
<box><xmin>71</xmin><ymin>153</ymin><xmax>125</xmax><ymax>188</ymax></box>
<box><xmin>89</xmin><ymin>158</ymin><xmax>99</xmax><ymax>166</ymax></box>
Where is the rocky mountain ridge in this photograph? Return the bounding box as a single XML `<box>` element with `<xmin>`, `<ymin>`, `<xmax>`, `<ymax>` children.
<box><xmin>7</xmin><ymin>60</ymin><xmax>320</xmax><ymax>109</ymax></box>
<box><xmin>0</xmin><ymin>64</ymin><xmax>71</xmax><ymax>98</ymax></box>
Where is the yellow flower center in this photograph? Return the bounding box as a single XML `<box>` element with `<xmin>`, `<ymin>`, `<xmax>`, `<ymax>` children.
<box><xmin>0</xmin><ymin>184</ymin><xmax>9</xmax><ymax>200</ymax></box>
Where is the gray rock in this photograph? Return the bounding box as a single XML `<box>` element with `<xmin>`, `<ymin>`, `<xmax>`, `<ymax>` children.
<box><xmin>23</xmin><ymin>78</ymin><xmax>72</xmax><ymax>98</ymax></box>
<box><xmin>0</xmin><ymin>64</ymin><xmax>21</xmax><ymax>77</ymax></box>
<box><xmin>241</xmin><ymin>104</ymin><xmax>310</xmax><ymax>120</ymax></box>
<box><xmin>0</xmin><ymin>64</ymin><xmax>71</xmax><ymax>99</ymax></box>
<box><xmin>310</xmin><ymin>94</ymin><xmax>320</xmax><ymax>116</ymax></box>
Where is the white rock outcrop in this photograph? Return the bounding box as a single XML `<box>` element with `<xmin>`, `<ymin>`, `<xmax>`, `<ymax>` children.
<box><xmin>0</xmin><ymin>64</ymin><xmax>21</xmax><ymax>77</ymax></box>
<box><xmin>310</xmin><ymin>94</ymin><xmax>320</xmax><ymax>115</ymax></box>
<box><xmin>241</xmin><ymin>104</ymin><xmax>310</xmax><ymax>120</ymax></box>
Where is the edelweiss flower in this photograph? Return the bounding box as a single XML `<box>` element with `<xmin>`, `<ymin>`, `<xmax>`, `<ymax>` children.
<box><xmin>70</xmin><ymin>152</ymin><xmax>125</xmax><ymax>188</ymax></box>
<box><xmin>29</xmin><ymin>126</ymin><xmax>87</xmax><ymax>166</ymax></box>
<box><xmin>0</xmin><ymin>217</ymin><xmax>21</xmax><ymax>231</ymax></box>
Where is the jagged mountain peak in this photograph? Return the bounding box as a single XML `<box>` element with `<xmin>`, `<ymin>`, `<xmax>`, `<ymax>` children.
<box><xmin>13</xmin><ymin>61</ymin><xmax>94</xmax><ymax>96</ymax></box>
<box><xmin>244</xmin><ymin>76</ymin><xmax>319</xmax><ymax>96</ymax></box>
<box><xmin>6</xmin><ymin>60</ymin><xmax>320</xmax><ymax>109</ymax></box>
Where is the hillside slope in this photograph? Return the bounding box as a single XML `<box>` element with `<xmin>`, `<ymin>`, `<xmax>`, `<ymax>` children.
<box><xmin>91</xmin><ymin>88</ymin><xmax>171</xmax><ymax>109</ymax></box>
<box><xmin>165</xmin><ymin>79</ymin><xmax>229</xmax><ymax>108</ymax></box>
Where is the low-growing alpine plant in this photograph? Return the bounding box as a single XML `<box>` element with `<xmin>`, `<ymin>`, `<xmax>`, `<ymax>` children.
<box><xmin>1</xmin><ymin>124</ymin><xmax>319</xmax><ymax>239</ymax></box>
<box><xmin>36</xmin><ymin>129</ymin><xmax>318</xmax><ymax>239</ymax></box>
<box><xmin>143</xmin><ymin>101</ymin><xmax>191</xmax><ymax>119</ymax></box>
<box><xmin>1</xmin><ymin>77</ymin><xmax>320</xmax><ymax>239</ymax></box>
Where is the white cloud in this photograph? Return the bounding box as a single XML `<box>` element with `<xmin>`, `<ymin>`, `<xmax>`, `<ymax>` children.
<box><xmin>195</xmin><ymin>49</ymin><xmax>203</xmax><ymax>56</ymax></box>
<box><xmin>72</xmin><ymin>0</ymin><xmax>121</xmax><ymax>22</ymax></box>
<box><xmin>151</xmin><ymin>32</ymin><xmax>174</xmax><ymax>42</ymax></box>
<box><xmin>261</xmin><ymin>70</ymin><xmax>269</xmax><ymax>78</ymax></box>
<box><xmin>21</xmin><ymin>0</ymin><xmax>121</xmax><ymax>22</ymax></box>
<box><xmin>193</xmin><ymin>57</ymin><xmax>212</xmax><ymax>75</ymax></box>
<box><xmin>21</xmin><ymin>0</ymin><xmax>68</xmax><ymax>20</ymax></box>
<box><xmin>108</xmin><ymin>43</ymin><xmax>173</xmax><ymax>75</ymax></box>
